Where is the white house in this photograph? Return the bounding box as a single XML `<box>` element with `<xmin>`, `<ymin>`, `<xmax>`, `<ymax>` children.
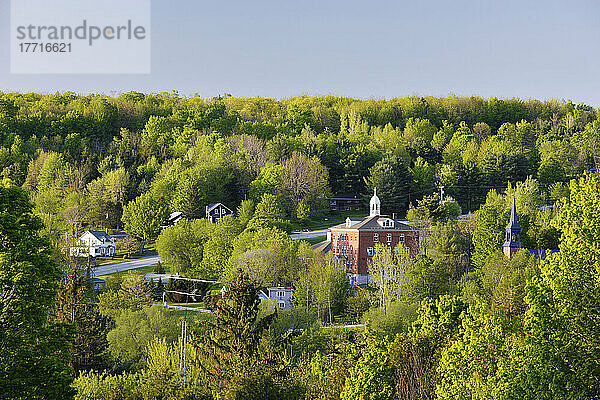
<box><xmin>70</xmin><ymin>230</ymin><xmax>115</xmax><ymax>257</ymax></box>
<box><xmin>259</xmin><ymin>287</ymin><xmax>294</xmax><ymax>309</ymax></box>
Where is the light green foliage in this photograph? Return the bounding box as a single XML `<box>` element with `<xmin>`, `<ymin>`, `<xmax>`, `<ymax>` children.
<box><xmin>156</xmin><ymin>218</ymin><xmax>210</xmax><ymax>275</ymax></box>
<box><xmin>435</xmin><ymin>304</ymin><xmax>518</xmax><ymax>400</ymax></box>
<box><xmin>341</xmin><ymin>328</ymin><xmax>395</xmax><ymax>400</ymax></box>
<box><xmin>246</xmin><ymin>192</ymin><xmax>289</xmax><ymax>232</ymax></box>
<box><xmin>510</xmin><ymin>174</ymin><xmax>600</xmax><ymax>398</ymax></box>
<box><xmin>296</xmin><ymin>200</ymin><xmax>310</xmax><ymax>222</ymax></box>
<box><xmin>403</xmin><ymin>117</ymin><xmax>437</xmax><ymax>145</ymax></box>
<box><xmin>232</xmin><ymin>227</ymin><xmax>301</xmax><ymax>285</ymax></box>
<box><xmin>403</xmin><ymin>255</ymin><xmax>455</xmax><ymax>302</ymax></box>
<box><xmin>361</xmin><ymin>301</ymin><xmax>419</xmax><ymax>336</ymax></box>
<box><xmin>280</xmin><ymin>152</ymin><xmax>330</xmax><ymax>214</ymax></box>
<box><xmin>237</xmin><ymin>199</ymin><xmax>255</xmax><ymax>228</ymax></box>
<box><xmin>406</xmin><ymin>193</ymin><xmax>460</xmax><ymax>223</ymax></box>
<box><xmin>537</xmin><ymin>157</ymin><xmax>565</xmax><ymax>188</ymax></box>
<box><xmin>369</xmin><ymin>243</ymin><xmax>411</xmax><ymax>315</ymax></box>
<box><xmin>107</xmin><ymin>307</ymin><xmax>179</xmax><ymax>370</ymax></box>
<box><xmin>465</xmin><ymin>249</ymin><xmax>538</xmax><ymax>318</ymax></box>
<box><xmin>97</xmin><ymin>271</ymin><xmax>154</xmax><ymax>320</ymax></box>
<box><xmin>410</xmin><ymin>157</ymin><xmax>436</xmax><ymax>193</ymax></box>
<box><xmin>472</xmin><ymin>190</ymin><xmax>510</xmax><ymax>268</ymax></box>
<box><xmin>122</xmin><ymin>192</ymin><xmax>168</xmax><ymax>242</ymax></box>
<box><xmin>250</xmin><ymin>163</ymin><xmax>283</xmax><ymax>201</ymax></box>
<box><xmin>294</xmin><ymin>251</ymin><xmax>349</xmax><ymax>323</ymax></box>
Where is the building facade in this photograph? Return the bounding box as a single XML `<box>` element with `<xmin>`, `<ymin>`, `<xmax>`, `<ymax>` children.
<box><xmin>70</xmin><ymin>230</ymin><xmax>115</xmax><ymax>257</ymax></box>
<box><xmin>327</xmin><ymin>189</ymin><xmax>420</xmax><ymax>285</ymax></box>
<box><xmin>329</xmin><ymin>193</ymin><xmax>363</xmax><ymax>212</ymax></box>
<box><xmin>259</xmin><ymin>287</ymin><xmax>294</xmax><ymax>309</ymax></box>
<box><xmin>206</xmin><ymin>203</ymin><xmax>233</xmax><ymax>223</ymax></box>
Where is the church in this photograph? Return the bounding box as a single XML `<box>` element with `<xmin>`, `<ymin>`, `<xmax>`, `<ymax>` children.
<box><xmin>502</xmin><ymin>197</ymin><xmax>557</xmax><ymax>261</ymax></box>
<box><xmin>313</xmin><ymin>189</ymin><xmax>420</xmax><ymax>286</ymax></box>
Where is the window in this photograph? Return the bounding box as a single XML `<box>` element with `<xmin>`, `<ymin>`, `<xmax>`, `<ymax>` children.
<box><xmin>387</xmin><ymin>233</ymin><xmax>392</xmax><ymax>242</ymax></box>
<box><xmin>277</xmin><ymin>291</ymin><xmax>285</xmax><ymax>298</ymax></box>
<box><xmin>367</xmin><ymin>247</ymin><xmax>374</xmax><ymax>256</ymax></box>
<box><xmin>399</xmin><ymin>234</ymin><xmax>405</xmax><ymax>243</ymax></box>
<box><xmin>278</xmin><ymin>302</ymin><xmax>285</xmax><ymax>309</ymax></box>
<box><xmin>373</xmin><ymin>233</ymin><xmax>379</xmax><ymax>242</ymax></box>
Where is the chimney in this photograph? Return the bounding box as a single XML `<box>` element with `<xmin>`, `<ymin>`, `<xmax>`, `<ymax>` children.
<box><xmin>392</xmin><ymin>213</ymin><xmax>396</xmax><ymax>220</ymax></box>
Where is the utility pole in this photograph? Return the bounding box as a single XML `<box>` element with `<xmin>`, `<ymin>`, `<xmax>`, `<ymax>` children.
<box><xmin>154</xmin><ymin>276</ymin><xmax>218</xmax><ymax>386</ymax></box>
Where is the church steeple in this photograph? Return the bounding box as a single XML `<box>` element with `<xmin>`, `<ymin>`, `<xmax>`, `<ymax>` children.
<box><xmin>503</xmin><ymin>198</ymin><xmax>523</xmax><ymax>258</ymax></box>
<box><xmin>370</xmin><ymin>187</ymin><xmax>381</xmax><ymax>217</ymax></box>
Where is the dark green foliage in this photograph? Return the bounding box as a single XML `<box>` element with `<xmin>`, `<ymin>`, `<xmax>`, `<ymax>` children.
<box><xmin>0</xmin><ymin>179</ymin><xmax>74</xmax><ymax>399</ymax></box>
<box><xmin>192</xmin><ymin>270</ymin><xmax>301</xmax><ymax>399</ymax></box>
<box><xmin>366</xmin><ymin>155</ymin><xmax>411</xmax><ymax>214</ymax></box>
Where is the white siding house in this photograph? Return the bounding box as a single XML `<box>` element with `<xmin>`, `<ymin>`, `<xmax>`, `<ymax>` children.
<box><xmin>70</xmin><ymin>230</ymin><xmax>116</xmax><ymax>257</ymax></box>
<box><xmin>259</xmin><ymin>287</ymin><xmax>294</xmax><ymax>309</ymax></box>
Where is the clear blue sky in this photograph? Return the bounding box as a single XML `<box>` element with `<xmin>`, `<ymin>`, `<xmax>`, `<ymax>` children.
<box><xmin>1</xmin><ymin>0</ymin><xmax>599</xmax><ymax>106</ymax></box>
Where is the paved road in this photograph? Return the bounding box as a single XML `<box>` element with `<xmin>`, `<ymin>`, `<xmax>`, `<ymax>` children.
<box><xmin>290</xmin><ymin>230</ymin><xmax>329</xmax><ymax>240</ymax></box>
<box><xmin>94</xmin><ymin>255</ymin><xmax>161</xmax><ymax>277</ymax></box>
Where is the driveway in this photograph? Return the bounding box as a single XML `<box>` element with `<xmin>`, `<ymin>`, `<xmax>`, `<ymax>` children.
<box><xmin>94</xmin><ymin>255</ymin><xmax>161</xmax><ymax>277</ymax></box>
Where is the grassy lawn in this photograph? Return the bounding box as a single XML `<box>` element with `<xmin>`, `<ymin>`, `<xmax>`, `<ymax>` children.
<box><xmin>303</xmin><ymin>235</ymin><xmax>327</xmax><ymax>245</ymax></box>
<box><xmin>291</xmin><ymin>210</ymin><xmax>368</xmax><ymax>231</ymax></box>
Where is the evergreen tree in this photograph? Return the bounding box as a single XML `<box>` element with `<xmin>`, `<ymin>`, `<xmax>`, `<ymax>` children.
<box><xmin>0</xmin><ymin>179</ymin><xmax>74</xmax><ymax>399</ymax></box>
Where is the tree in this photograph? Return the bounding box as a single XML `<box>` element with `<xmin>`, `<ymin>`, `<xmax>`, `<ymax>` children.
<box><xmin>369</xmin><ymin>243</ymin><xmax>411</xmax><ymax>316</ymax></box>
<box><xmin>192</xmin><ymin>270</ymin><xmax>298</xmax><ymax>397</ymax></box>
<box><xmin>471</xmin><ymin>190</ymin><xmax>509</xmax><ymax>268</ymax></box>
<box><xmin>366</xmin><ymin>156</ymin><xmax>411</xmax><ymax>214</ymax></box>
<box><xmin>122</xmin><ymin>192</ymin><xmax>168</xmax><ymax>251</ymax></box>
<box><xmin>53</xmin><ymin>259</ymin><xmax>109</xmax><ymax>372</ymax></box>
<box><xmin>402</xmin><ymin>255</ymin><xmax>454</xmax><ymax>302</ymax></box>
<box><xmin>0</xmin><ymin>179</ymin><xmax>74</xmax><ymax>399</ymax></box>
<box><xmin>106</xmin><ymin>306</ymin><xmax>178</xmax><ymax>370</ymax></box>
<box><xmin>246</xmin><ymin>193</ymin><xmax>289</xmax><ymax>231</ymax></box>
<box><xmin>294</xmin><ymin>251</ymin><xmax>349</xmax><ymax>324</ymax></box>
<box><xmin>506</xmin><ymin>174</ymin><xmax>600</xmax><ymax>398</ymax></box>
<box><xmin>341</xmin><ymin>327</ymin><xmax>395</xmax><ymax>400</ymax></box>
<box><xmin>156</xmin><ymin>218</ymin><xmax>209</xmax><ymax>274</ymax></box>
<box><xmin>280</xmin><ymin>152</ymin><xmax>330</xmax><ymax>214</ymax></box>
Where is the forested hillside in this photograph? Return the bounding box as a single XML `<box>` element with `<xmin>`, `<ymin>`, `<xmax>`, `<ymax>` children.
<box><xmin>1</xmin><ymin>92</ymin><xmax>597</xmax><ymax>241</ymax></box>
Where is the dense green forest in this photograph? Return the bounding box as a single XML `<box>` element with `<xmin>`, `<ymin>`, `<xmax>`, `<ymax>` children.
<box><xmin>1</xmin><ymin>92</ymin><xmax>600</xmax><ymax>399</ymax></box>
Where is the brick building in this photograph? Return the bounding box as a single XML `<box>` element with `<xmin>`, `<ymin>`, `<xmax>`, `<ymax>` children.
<box><xmin>316</xmin><ymin>188</ymin><xmax>420</xmax><ymax>286</ymax></box>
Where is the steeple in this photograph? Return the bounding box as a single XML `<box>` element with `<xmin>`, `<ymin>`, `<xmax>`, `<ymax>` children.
<box><xmin>503</xmin><ymin>197</ymin><xmax>523</xmax><ymax>258</ymax></box>
<box><xmin>370</xmin><ymin>187</ymin><xmax>381</xmax><ymax>217</ymax></box>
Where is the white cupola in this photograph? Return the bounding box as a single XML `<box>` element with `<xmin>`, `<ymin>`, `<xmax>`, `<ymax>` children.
<box><xmin>370</xmin><ymin>187</ymin><xmax>381</xmax><ymax>217</ymax></box>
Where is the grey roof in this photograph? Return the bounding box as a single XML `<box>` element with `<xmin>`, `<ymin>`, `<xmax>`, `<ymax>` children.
<box><xmin>330</xmin><ymin>215</ymin><xmax>419</xmax><ymax>232</ymax></box>
<box><xmin>167</xmin><ymin>211</ymin><xmax>183</xmax><ymax>222</ymax></box>
<box><xmin>206</xmin><ymin>202</ymin><xmax>233</xmax><ymax>213</ymax></box>
<box><xmin>507</xmin><ymin>198</ymin><xmax>521</xmax><ymax>230</ymax></box>
<box><xmin>86</xmin><ymin>230</ymin><xmax>112</xmax><ymax>241</ymax></box>
<box><xmin>528</xmin><ymin>249</ymin><xmax>559</xmax><ymax>261</ymax></box>
<box><xmin>312</xmin><ymin>240</ymin><xmax>332</xmax><ymax>253</ymax></box>
<box><xmin>331</xmin><ymin>193</ymin><xmax>362</xmax><ymax>200</ymax></box>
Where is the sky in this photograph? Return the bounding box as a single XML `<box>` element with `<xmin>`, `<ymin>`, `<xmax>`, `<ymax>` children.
<box><xmin>1</xmin><ymin>0</ymin><xmax>599</xmax><ymax>105</ymax></box>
